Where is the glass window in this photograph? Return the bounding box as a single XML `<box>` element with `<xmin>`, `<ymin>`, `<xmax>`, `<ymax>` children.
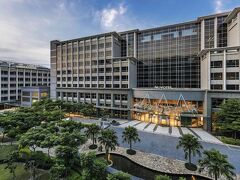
<box><xmin>211</xmin><ymin>73</ymin><xmax>222</xmax><ymax>80</ymax></box>
<box><xmin>211</xmin><ymin>61</ymin><xmax>222</xmax><ymax>68</ymax></box>
<box><xmin>211</xmin><ymin>84</ymin><xmax>222</xmax><ymax>90</ymax></box>
<box><xmin>226</xmin><ymin>60</ymin><xmax>239</xmax><ymax>68</ymax></box>
<box><xmin>226</xmin><ymin>84</ymin><xmax>239</xmax><ymax>90</ymax></box>
<box><xmin>212</xmin><ymin>98</ymin><xmax>224</xmax><ymax>108</ymax></box>
<box><xmin>226</xmin><ymin>72</ymin><xmax>239</xmax><ymax>80</ymax></box>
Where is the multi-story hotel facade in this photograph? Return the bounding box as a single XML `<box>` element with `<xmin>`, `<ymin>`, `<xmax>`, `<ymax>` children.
<box><xmin>0</xmin><ymin>60</ymin><xmax>50</xmax><ymax>105</ymax></box>
<box><xmin>50</xmin><ymin>7</ymin><xmax>240</xmax><ymax>131</ymax></box>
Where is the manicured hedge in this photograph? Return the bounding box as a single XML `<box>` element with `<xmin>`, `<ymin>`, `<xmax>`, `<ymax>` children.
<box><xmin>219</xmin><ymin>136</ymin><xmax>240</xmax><ymax>146</ymax></box>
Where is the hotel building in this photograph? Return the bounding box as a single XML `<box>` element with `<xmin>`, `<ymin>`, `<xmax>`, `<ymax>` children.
<box><xmin>50</xmin><ymin>7</ymin><xmax>240</xmax><ymax>131</ymax></box>
<box><xmin>0</xmin><ymin>60</ymin><xmax>50</xmax><ymax>106</ymax></box>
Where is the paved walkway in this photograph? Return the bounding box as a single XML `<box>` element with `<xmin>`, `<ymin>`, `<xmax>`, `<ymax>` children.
<box><xmin>119</xmin><ymin>121</ymin><xmax>223</xmax><ymax>144</ymax></box>
<box><xmin>112</xmin><ymin>126</ymin><xmax>240</xmax><ymax>174</ymax></box>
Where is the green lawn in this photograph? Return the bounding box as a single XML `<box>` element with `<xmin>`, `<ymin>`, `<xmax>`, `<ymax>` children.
<box><xmin>0</xmin><ymin>145</ymin><xmax>18</xmax><ymax>160</ymax></box>
<box><xmin>0</xmin><ymin>163</ymin><xmax>50</xmax><ymax>180</ymax></box>
<box><xmin>0</xmin><ymin>163</ymin><xmax>30</xmax><ymax>180</ymax></box>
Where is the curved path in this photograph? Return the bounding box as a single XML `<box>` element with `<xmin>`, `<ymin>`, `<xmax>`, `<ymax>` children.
<box><xmin>111</xmin><ymin>126</ymin><xmax>240</xmax><ymax>174</ymax></box>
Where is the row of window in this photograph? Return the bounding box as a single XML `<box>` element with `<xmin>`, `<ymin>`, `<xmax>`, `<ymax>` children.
<box><xmin>210</xmin><ymin>59</ymin><xmax>239</xmax><ymax>68</ymax></box>
<box><xmin>1</xmin><ymin>71</ymin><xmax>49</xmax><ymax>76</ymax></box>
<box><xmin>211</xmin><ymin>84</ymin><xmax>239</xmax><ymax>90</ymax></box>
<box><xmin>58</xmin><ymin>42</ymin><xmax>112</xmax><ymax>53</ymax></box>
<box><xmin>57</xmin><ymin>67</ymin><xmax>128</xmax><ymax>75</ymax></box>
<box><xmin>211</xmin><ymin>72</ymin><xmax>239</xmax><ymax>80</ymax></box>
<box><xmin>0</xmin><ymin>83</ymin><xmax>49</xmax><ymax>88</ymax></box>
<box><xmin>57</xmin><ymin>83</ymin><xmax>128</xmax><ymax>88</ymax></box>
<box><xmin>57</xmin><ymin>92</ymin><xmax>128</xmax><ymax>102</ymax></box>
<box><xmin>57</xmin><ymin>76</ymin><xmax>128</xmax><ymax>82</ymax></box>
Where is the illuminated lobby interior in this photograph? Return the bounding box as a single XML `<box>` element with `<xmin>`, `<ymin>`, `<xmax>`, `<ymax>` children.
<box><xmin>131</xmin><ymin>94</ymin><xmax>204</xmax><ymax>127</ymax></box>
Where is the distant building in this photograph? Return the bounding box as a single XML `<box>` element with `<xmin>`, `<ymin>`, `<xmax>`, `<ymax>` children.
<box><xmin>50</xmin><ymin>7</ymin><xmax>240</xmax><ymax>132</ymax></box>
<box><xmin>0</xmin><ymin>60</ymin><xmax>50</xmax><ymax>107</ymax></box>
<box><xmin>21</xmin><ymin>86</ymin><xmax>49</xmax><ymax>107</ymax></box>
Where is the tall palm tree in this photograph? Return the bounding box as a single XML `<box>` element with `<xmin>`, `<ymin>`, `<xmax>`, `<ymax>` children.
<box><xmin>98</xmin><ymin>129</ymin><xmax>118</xmax><ymax>161</ymax></box>
<box><xmin>85</xmin><ymin>124</ymin><xmax>100</xmax><ymax>148</ymax></box>
<box><xmin>199</xmin><ymin>149</ymin><xmax>236</xmax><ymax>180</ymax></box>
<box><xmin>176</xmin><ymin>134</ymin><xmax>202</xmax><ymax>165</ymax></box>
<box><xmin>122</xmin><ymin>126</ymin><xmax>140</xmax><ymax>152</ymax></box>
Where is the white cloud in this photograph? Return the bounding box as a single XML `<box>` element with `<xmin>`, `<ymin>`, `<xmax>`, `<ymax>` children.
<box><xmin>0</xmin><ymin>0</ymin><xmax>98</xmax><ymax>66</ymax></box>
<box><xmin>214</xmin><ymin>0</ymin><xmax>224</xmax><ymax>13</ymax></box>
<box><xmin>97</xmin><ymin>3</ymin><xmax>137</xmax><ymax>31</ymax></box>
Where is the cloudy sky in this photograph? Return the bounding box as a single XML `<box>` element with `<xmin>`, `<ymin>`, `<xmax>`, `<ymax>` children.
<box><xmin>0</xmin><ymin>0</ymin><xmax>240</xmax><ymax>67</ymax></box>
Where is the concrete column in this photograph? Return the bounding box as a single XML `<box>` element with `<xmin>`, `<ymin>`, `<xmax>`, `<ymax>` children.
<box><xmin>207</xmin><ymin>52</ymin><xmax>211</xmax><ymax>89</ymax></box>
<box><xmin>201</xmin><ymin>20</ymin><xmax>205</xmax><ymax>50</ymax></box>
<box><xmin>134</xmin><ymin>32</ymin><xmax>137</xmax><ymax>58</ymax></box>
<box><xmin>223</xmin><ymin>50</ymin><xmax>226</xmax><ymax>90</ymax></box>
<box><xmin>203</xmin><ymin>90</ymin><xmax>212</xmax><ymax>132</ymax></box>
<box><xmin>214</xmin><ymin>17</ymin><xmax>218</xmax><ymax>48</ymax></box>
<box><xmin>128</xmin><ymin>90</ymin><xmax>133</xmax><ymax>120</ymax></box>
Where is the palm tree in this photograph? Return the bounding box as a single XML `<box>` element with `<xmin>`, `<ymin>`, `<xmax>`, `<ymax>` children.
<box><xmin>122</xmin><ymin>126</ymin><xmax>140</xmax><ymax>153</ymax></box>
<box><xmin>176</xmin><ymin>134</ymin><xmax>202</xmax><ymax>165</ymax></box>
<box><xmin>98</xmin><ymin>129</ymin><xmax>118</xmax><ymax>161</ymax></box>
<box><xmin>85</xmin><ymin>124</ymin><xmax>100</xmax><ymax>149</ymax></box>
<box><xmin>199</xmin><ymin>149</ymin><xmax>236</xmax><ymax>180</ymax></box>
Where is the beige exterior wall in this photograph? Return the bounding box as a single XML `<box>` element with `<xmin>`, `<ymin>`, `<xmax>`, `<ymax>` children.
<box><xmin>227</xmin><ymin>12</ymin><xmax>240</xmax><ymax>46</ymax></box>
<box><xmin>201</xmin><ymin>53</ymin><xmax>210</xmax><ymax>89</ymax></box>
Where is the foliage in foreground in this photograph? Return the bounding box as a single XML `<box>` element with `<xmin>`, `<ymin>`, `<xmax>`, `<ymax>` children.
<box><xmin>155</xmin><ymin>175</ymin><xmax>171</xmax><ymax>180</ymax></box>
<box><xmin>217</xmin><ymin>99</ymin><xmax>240</xmax><ymax>139</ymax></box>
<box><xmin>107</xmin><ymin>171</ymin><xmax>131</xmax><ymax>180</ymax></box>
<box><xmin>199</xmin><ymin>149</ymin><xmax>236</xmax><ymax>180</ymax></box>
<box><xmin>98</xmin><ymin>129</ymin><xmax>119</xmax><ymax>160</ymax></box>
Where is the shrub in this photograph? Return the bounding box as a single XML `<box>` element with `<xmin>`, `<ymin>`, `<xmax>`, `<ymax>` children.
<box><xmin>107</xmin><ymin>171</ymin><xmax>131</xmax><ymax>180</ymax></box>
<box><xmin>219</xmin><ymin>136</ymin><xmax>240</xmax><ymax>146</ymax></box>
<box><xmin>155</xmin><ymin>175</ymin><xmax>171</xmax><ymax>180</ymax></box>
<box><xmin>31</xmin><ymin>151</ymin><xmax>53</xmax><ymax>170</ymax></box>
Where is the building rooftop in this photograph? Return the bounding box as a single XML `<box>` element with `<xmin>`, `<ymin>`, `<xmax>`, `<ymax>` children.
<box><xmin>0</xmin><ymin>60</ymin><xmax>50</xmax><ymax>70</ymax></box>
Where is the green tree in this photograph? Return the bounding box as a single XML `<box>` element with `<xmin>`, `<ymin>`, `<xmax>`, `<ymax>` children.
<box><xmin>155</xmin><ymin>175</ymin><xmax>171</xmax><ymax>180</ymax></box>
<box><xmin>19</xmin><ymin>127</ymin><xmax>47</xmax><ymax>152</ymax></box>
<box><xmin>81</xmin><ymin>152</ymin><xmax>107</xmax><ymax>180</ymax></box>
<box><xmin>7</xmin><ymin>129</ymin><xmax>17</xmax><ymax>146</ymax></box>
<box><xmin>24</xmin><ymin>160</ymin><xmax>37</xmax><ymax>180</ymax></box>
<box><xmin>217</xmin><ymin>99</ymin><xmax>240</xmax><ymax>139</ymax></box>
<box><xmin>199</xmin><ymin>149</ymin><xmax>236</xmax><ymax>180</ymax></box>
<box><xmin>58</xmin><ymin>120</ymin><xmax>83</xmax><ymax>133</ymax></box>
<box><xmin>107</xmin><ymin>171</ymin><xmax>131</xmax><ymax>180</ymax></box>
<box><xmin>55</xmin><ymin>145</ymin><xmax>80</xmax><ymax>170</ymax></box>
<box><xmin>98</xmin><ymin>129</ymin><xmax>118</xmax><ymax>161</ymax></box>
<box><xmin>58</xmin><ymin>131</ymin><xmax>85</xmax><ymax>147</ymax></box>
<box><xmin>5</xmin><ymin>151</ymin><xmax>18</xmax><ymax>180</ymax></box>
<box><xmin>122</xmin><ymin>126</ymin><xmax>140</xmax><ymax>152</ymax></box>
<box><xmin>80</xmin><ymin>104</ymin><xmax>97</xmax><ymax>118</ymax></box>
<box><xmin>41</xmin><ymin>133</ymin><xmax>58</xmax><ymax>156</ymax></box>
<box><xmin>85</xmin><ymin>124</ymin><xmax>100</xmax><ymax>148</ymax></box>
<box><xmin>50</xmin><ymin>160</ymin><xmax>67</xmax><ymax>180</ymax></box>
<box><xmin>176</xmin><ymin>134</ymin><xmax>202</xmax><ymax>165</ymax></box>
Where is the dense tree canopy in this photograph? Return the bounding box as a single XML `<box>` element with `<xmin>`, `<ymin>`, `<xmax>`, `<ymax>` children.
<box><xmin>217</xmin><ymin>99</ymin><xmax>240</xmax><ymax>139</ymax></box>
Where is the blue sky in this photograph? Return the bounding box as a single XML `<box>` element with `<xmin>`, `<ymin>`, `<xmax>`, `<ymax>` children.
<box><xmin>0</xmin><ymin>0</ymin><xmax>240</xmax><ymax>66</ymax></box>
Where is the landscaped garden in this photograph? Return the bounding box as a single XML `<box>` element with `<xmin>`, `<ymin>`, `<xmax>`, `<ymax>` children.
<box><xmin>0</xmin><ymin>99</ymin><xmax>237</xmax><ymax>180</ymax></box>
<box><xmin>214</xmin><ymin>99</ymin><xmax>240</xmax><ymax>146</ymax></box>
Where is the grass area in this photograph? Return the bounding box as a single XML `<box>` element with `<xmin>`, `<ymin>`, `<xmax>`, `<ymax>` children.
<box><xmin>0</xmin><ymin>163</ymin><xmax>50</xmax><ymax>180</ymax></box>
<box><xmin>0</xmin><ymin>145</ymin><xmax>18</xmax><ymax>160</ymax></box>
<box><xmin>0</xmin><ymin>163</ymin><xmax>30</xmax><ymax>180</ymax></box>
<box><xmin>219</xmin><ymin>136</ymin><xmax>240</xmax><ymax>146</ymax></box>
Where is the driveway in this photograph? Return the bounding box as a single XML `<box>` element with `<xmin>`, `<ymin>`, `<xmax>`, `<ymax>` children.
<box><xmin>112</xmin><ymin>126</ymin><xmax>240</xmax><ymax>174</ymax></box>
